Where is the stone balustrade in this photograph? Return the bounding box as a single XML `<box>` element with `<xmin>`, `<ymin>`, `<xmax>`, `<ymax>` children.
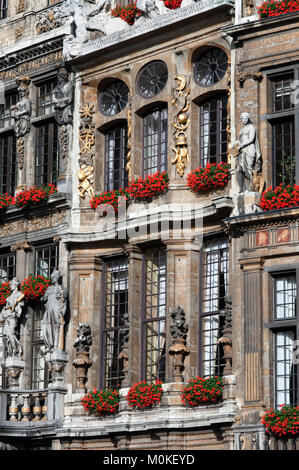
<box><xmin>0</xmin><ymin>390</ymin><xmax>48</xmax><ymax>423</ymax></box>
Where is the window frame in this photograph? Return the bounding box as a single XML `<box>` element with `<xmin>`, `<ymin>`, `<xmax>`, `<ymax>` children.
<box><xmin>142</xmin><ymin>106</ymin><xmax>168</xmax><ymax>177</ymax></box>
<box><xmin>198</xmin><ymin>237</ymin><xmax>229</xmax><ymax>378</ymax></box>
<box><xmin>266</xmin><ymin>66</ymin><xmax>299</xmax><ymax>186</ymax></box>
<box><xmin>266</xmin><ymin>269</ymin><xmax>299</xmax><ymax>408</ymax></box>
<box><xmin>100</xmin><ymin>255</ymin><xmax>129</xmax><ymax>390</ymax></box>
<box><xmin>104</xmin><ymin>123</ymin><xmax>128</xmax><ymax>192</ymax></box>
<box><xmin>141</xmin><ymin>246</ymin><xmax>167</xmax><ymax>384</ymax></box>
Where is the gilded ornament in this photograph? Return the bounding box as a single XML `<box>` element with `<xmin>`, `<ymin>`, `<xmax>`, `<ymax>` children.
<box><xmin>171</xmin><ymin>74</ymin><xmax>190</xmax><ymax>177</ymax></box>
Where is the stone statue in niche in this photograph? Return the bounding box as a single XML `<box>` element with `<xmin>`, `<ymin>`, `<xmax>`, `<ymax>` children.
<box><xmin>232</xmin><ymin>112</ymin><xmax>265</xmax><ymax>216</ymax></box>
<box><xmin>53</xmin><ymin>68</ymin><xmax>73</xmax><ymax>126</ymax></box>
<box><xmin>0</xmin><ymin>279</ymin><xmax>25</xmax><ymax>358</ymax></box>
<box><xmin>11</xmin><ymin>77</ymin><xmax>32</xmax><ymax>138</ymax></box>
<box><xmin>41</xmin><ymin>270</ymin><xmax>67</xmax><ymax>354</ymax></box>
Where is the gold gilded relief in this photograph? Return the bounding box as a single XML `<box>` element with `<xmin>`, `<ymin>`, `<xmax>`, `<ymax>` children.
<box><xmin>171</xmin><ymin>74</ymin><xmax>190</xmax><ymax>177</ymax></box>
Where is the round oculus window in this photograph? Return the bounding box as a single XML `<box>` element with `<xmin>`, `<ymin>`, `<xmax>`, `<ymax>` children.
<box><xmin>194</xmin><ymin>48</ymin><xmax>228</xmax><ymax>87</ymax></box>
<box><xmin>99</xmin><ymin>80</ymin><xmax>129</xmax><ymax>116</ymax></box>
<box><xmin>138</xmin><ymin>61</ymin><xmax>168</xmax><ymax>98</ymax></box>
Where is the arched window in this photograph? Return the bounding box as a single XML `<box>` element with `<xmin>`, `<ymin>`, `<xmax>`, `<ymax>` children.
<box><xmin>143</xmin><ymin>107</ymin><xmax>168</xmax><ymax>175</ymax></box>
<box><xmin>105</xmin><ymin>123</ymin><xmax>128</xmax><ymax>191</ymax></box>
<box><xmin>199</xmin><ymin>94</ymin><xmax>228</xmax><ymax>166</ymax></box>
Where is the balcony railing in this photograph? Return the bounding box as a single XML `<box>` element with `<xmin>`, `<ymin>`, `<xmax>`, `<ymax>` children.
<box><xmin>264</xmin><ymin>434</ymin><xmax>299</xmax><ymax>451</ymax></box>
<box><xmin>0</xmin><ymin>389</ymin><xmax>48</xmax><ymax>422</ymax></box>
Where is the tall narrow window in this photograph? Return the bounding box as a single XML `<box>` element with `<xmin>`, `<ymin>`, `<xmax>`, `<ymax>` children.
<box><xmin>0</xmin><ymin>252</ymin><xmax>16</xmax><ymax>282</ymax></box>
<box><xmin>31</xmin><ymin>243</ymin><xmax>59</xmax><ymax>389</ymax></box>
<box><xmin>0</xmin><ymin>133</ymin><xmax>16</xmax><ymax>195</ymax></box>
<box><xmin>0</xmin><ymin>0</ymin><xmax>8</xmax><ymax>20</ymax></box>
<box><xmin>105</xmin><ymin>124</ymin><xmax>128</xmax><ymax>191</ymax></box>
<box><xmin>200</xmin><ymin>239</ymin><xmax>229</xmax><ymax>377</ymax></box>
<box><xmin>102</xmin><ymin>257</ymin><xmax>129</xmax><ymax>390</ymax></box>
<box><xmin>143</xmin><ymin>108</ymin><xmax>167</xmax><ymax>175</ymax></box>
<box><xmin>199</xmin><ymin>95</ymin><xmax>228</xmax><ymax>167</ymax></box>
<box><xmin>35</xmin><ymin>80</ymin><xmax>59</xmax><ymax>186</ymax></box>
<box><xmin>142</xmin><ymin>247</ymin><xmax>167</xmax><ymax>383</ymax></box>
<box><xmin>270</xmin><ymin>273</ymin><xmax>298</xmax><ymax>408</ymax></box>
<box><xmin>0</xmin><ymin>93</ymin><xmax>17</xmax><ymax>129</ymax></box>
<box><xmin>269</xmin><ymin>73</ymin><xmax>296</xmax><ymax>186</ymax></box>
<box><xmin>36</xmin><ymin>122</ymin><xmax>59</xmax><ymax>186</ymax></box>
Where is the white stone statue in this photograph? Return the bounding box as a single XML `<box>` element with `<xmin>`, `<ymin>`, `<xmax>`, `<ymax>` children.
<box><xmin>53</xmin><ymin>68</ymin><xmax>73</xmax><ymax>126</ymax></box>
<box><xmin>41</xmin><ymin>271</ymin><xmax>67</xmax><ymax>354</ymax></box>
<box><xmin>11</xmin><ymin>81</ymin><xmax>32</xmax><ymax>138</ymax></box>
<box><xmin>0</xmin><ymin>279</ymin><xmax>25</xmax><ymax>358</ymax></box>
<box><xmin>235</xmin><ymin>112</ymin><xmax>262</xmax><ymax>193</ymax></box>
<box><xmin>62</xmin><ymin>0</ymin><xmax>129</xmax><ymax>57</ymax></box>
<box><xmin>135</xmin><ymin>0</ymin><xmax>169</xmax><ymax>21</ymax></box>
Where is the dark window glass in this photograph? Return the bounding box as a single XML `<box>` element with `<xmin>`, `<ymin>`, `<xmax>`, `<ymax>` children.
<box><xmin>0</xmin><ymin>252</ymin><xmax>16</xmax><ymax>283</ymax></box>
<box><xmin>102</xmin><ymin>257</ymin><xmax>129</xmax><ymax>390</ymax></box>
<box><xmin>272</xmin><ymin>118</ymin><xmax>295</xmax><ymax>186</ymax></box>
<box><xmin>272</xmin><ymin>75</ymin><xmax>294</xmax><ymax>113</ymax></box>
<box><xmin>194</xmin><ymin>48</ymin><xmax>228</xmax><ymax>87</ymax></box>
<box><xmin>105</xmin><ymin>125</ymin><xmax>128</xmax><ymax>191</ymax></box>
<box><xmin>272</xmin><ymin>273</ymin><xmax>297</xmax><ymax>408</ymax></box>
<box><xmin>0</xmin><ymin>133</ymin><xmax>17</xmax><ymax>196</ymax></box>
<box><xmin>0</xmin><ymin>0</ymin><xmax>8</xmax><ymax>20</ymax></box>
<box><xmin>143</xmin><ymin>248</ymin><xmax>166</xmax><ymax>383</ymax></box>
<box><xmin>200</xmin><ymin>239</ymin><xmax>229</xmax><ymax>377</ymax></box>
<box><xmin>138</xmin><ymin>61</ymin><xmax>168</xmax><ymax>98</ymax></box>
<box><xmin>199</xmin><ymin>95</ymin><xmax>228</xmax><ymax>166</ymax></box>
<box><xmin>35</xmin><ymin>243</ymin><xmax>59</xmax><ymax>278</ymax></box>
<box><xmin>99</xmin><ymin>80</ymin><xmax>129</xmax><ymax>117</ymax></box>
<box><xmin>37</xmin><ymin>81</ymin><xmax>56</xmax><ymax>116</ymax></box>
<box><xmin>143</xmin><ymin>107</ymin><xmax>167</xmax><ymax>175</ymax></box>
<box><xmin>32</xmin><ymin>243</ymin><xmax>59</xmax><ymax>389</ymax></box>
<box><xmin>0</xmin><ymin>93</ymin><xmax>17</xmax><ymax>129</ymax></box>
<box><xmin>36</xmin><ymin>122</ymin><xmax>59</xmax><ymax>186</ymax></box>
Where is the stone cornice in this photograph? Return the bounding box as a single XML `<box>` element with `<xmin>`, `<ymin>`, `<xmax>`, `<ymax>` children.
<box><xmin>66</xmin><ymin>0</ymin><xmax>234</xmax><ymax>63</ymax></box>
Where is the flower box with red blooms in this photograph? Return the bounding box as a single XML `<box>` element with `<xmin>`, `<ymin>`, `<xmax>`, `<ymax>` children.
<box><xmin>186</xmin><ymin>163</ymin><xmax>230</xmax><ymax>194</ymax></box>
<box><xmin>0</xmin><ymin>194</ymin><xmax>15</xmax><ymax>212</ymax></box>
<box><xmin>20</xmin><ymin>275</ymin><xmax>51</xmax><ymax>301</ymax></box>
<box><xmin>0</xmin><ymin>282</ymin><xmax>12</xmax><ymax>306</ymax></box>
<box><xmin>181</xmin><ymin>376</ymin><xmax>223</xmax><ymax>406</ymax></box>
<box><xmin>15</xmin><ymin>183</ymin><xmax>58</xmax><ymax>209</ymax></box>
<box><xmin>261</xmin><ymin>405</ymin><xmax>299</xmax><ymax>438</ymax></box>
<box><xmin>127</xmin><ymin>380</ymin><xmax>163</xmax><ymax>409</ymax></box>
<box><xmin>81</xmin><ymin>388</ymin><xmax>120</xmax><ymax>415</ymax></box>
<box><xmin>111</xmin><ymin>1</ymin><xmax>142</xmax><ymax>25</ymax></box>
<box><xmin>90</xmin><ymin>187</ymin><xmax>130</xmax><ymax>213</ymax></box>
<box><xmin>260</xmin><ymin>183</ymin><xmax>299</xmax><ymax>211</ymax></box>
<box><xmin>258</xmin><ymin>0</ymin><xmax>299</xmax><ymax>19</ymax></box>
<box><xmin>128</xmin><ymin>171</ymin><xmax>169</xmax><ymax>202</ymax></box>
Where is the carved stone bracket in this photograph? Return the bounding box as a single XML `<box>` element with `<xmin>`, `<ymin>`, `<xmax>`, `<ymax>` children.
<box><xmin>10</xmin><ymin>241</ymin><xmax>31</xmax><ymax>252</ymax></box>
<box><xmin>171</xmin><ymin>75</ymin><xmax>190</xmax><ymax>177</ymax></box>
<box><xmin>237</xmin><ymin>70</ymin><xmax>263</xmax><ymax>87</ymax></box>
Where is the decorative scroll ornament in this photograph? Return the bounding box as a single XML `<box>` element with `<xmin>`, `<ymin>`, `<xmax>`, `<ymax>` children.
<box><xmin>78</xmin><ymin>104</ymin><xmax>95</xmax><ymax>199</ymax></box>
<box><xmin>237</xmin><ymin>70</ymin><xmax>263</xmax><ymax>87</ymax></box>
<box><xmin>171</xmin><ymin>74</ymin><xmax>190</xmax><ymax>177</ymax></box>
<box><xmin>36</xmin><ymin>6</ymin><xmax>66</xmax><ymax>35</ymax></box>
<box><xmin>126</xmin><ymin>89</ymin><xmax>133</xmax><ymax>182</ymax></box>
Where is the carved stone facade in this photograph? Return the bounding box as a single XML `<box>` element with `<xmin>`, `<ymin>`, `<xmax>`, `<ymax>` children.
<box><xmin>0</xmin><ymin>0</ymin><xmax>298</xmax><ymax>453</ymax></box>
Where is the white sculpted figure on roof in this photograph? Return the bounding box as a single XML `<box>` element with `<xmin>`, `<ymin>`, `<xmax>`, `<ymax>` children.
<box><xmin>135</xmin><ymin>0</ymin><xmax>169</xmax><ymax>21</ymax></box>
<box><xmin>62</xmin><ymin>0</ymin><xmax>130</xmax><ymax>57</ymax></box>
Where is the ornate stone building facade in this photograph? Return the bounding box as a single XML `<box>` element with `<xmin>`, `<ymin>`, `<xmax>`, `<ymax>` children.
<box><xmin>0</xmin><ymin>0</ymin><xmax>298</xmax><ymax>451</ymax></box>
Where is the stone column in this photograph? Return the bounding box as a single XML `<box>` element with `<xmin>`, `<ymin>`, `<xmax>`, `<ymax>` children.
<box><xmin>239</xmin><ymin>257</ymin><xmax>265</xmax><ymax>422</ymax></box>
<box><xmin>68</xmin><ymin>254</ymin><xmax>103</xmax><ymax>390</ymax></box>
<box><xmin>126</xmin><ymin>245</ymin><xmax>143</xmax><ymax>386</ymax></box>
<box><xmin>165</xmin><ymin>238</ymin><xmax>201</xmax><ymax>383</ymax></box>
<box><xmin>46</xmin><ymin>350</ymin><xmax>68</xmax><ymax>422</ymax></box>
